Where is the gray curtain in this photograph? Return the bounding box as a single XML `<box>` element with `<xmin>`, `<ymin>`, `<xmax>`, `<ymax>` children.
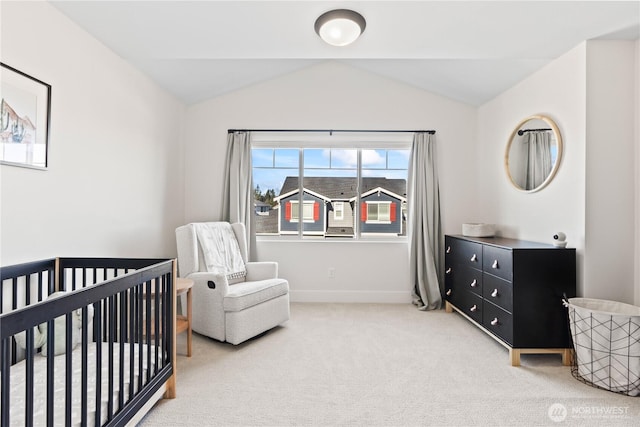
<box><xmin>524</xmin><ymin>131</ymin><xmax>553</xmax><ymax>190</ymax></box>
<box><xmin>408</xmin><ymin>132</ymin><xmax>442</xmax><ymax>310</ymax></box>
<box><xmin>222</xmin><ymin>131</ymin><xmax>256</xmax><ymax>260</ymax></box>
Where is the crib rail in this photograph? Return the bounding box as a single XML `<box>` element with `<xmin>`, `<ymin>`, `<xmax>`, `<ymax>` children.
<box><xmin>0</xmin><ymin>258</ymin><xmax>56</xmax><ymax>315</ymax></box>
<box><xmin>0</xmin><ymin>258</ymin><xmax>175</xmax><ymax>427</ymax></box>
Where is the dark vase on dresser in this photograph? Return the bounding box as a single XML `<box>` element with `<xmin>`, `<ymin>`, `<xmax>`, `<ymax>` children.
<box><xmin>444</xmin><ymin>234</ymin><xmax>577</xmax><ymax>366</ymax></box>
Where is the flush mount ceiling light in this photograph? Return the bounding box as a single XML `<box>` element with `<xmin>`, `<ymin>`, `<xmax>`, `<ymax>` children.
<box><xmin>314</xmin><ymin>9</ymin><xmax>366</xmax><ymax>47</ymax></box>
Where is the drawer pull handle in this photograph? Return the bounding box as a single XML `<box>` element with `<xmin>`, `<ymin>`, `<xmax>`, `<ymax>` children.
<box><xmin>492</xmin><ymin>260</ymin><xmax>499</xmax><ymax>269</ymax></box>
<box><xmin>446</xmin><ymin>268</ymin><xmax>452</xmax><ymax>274</ymax></box>
<box><xmin>446</xmin><ymin>246</ymin><xmax>451</xmax><ymax>254</ymax></box>
<box><xmin>446</xmin><ymin>289</ymin><xmax>452</xmax><ymax>296</ymax></box>
<box><xmin>470</xmin><ymin>304</ymin><xmax>477</xmax><ymax>312</ymax></box>
<box><xmin>470</xmin><ymin>254</ymin><xmax>477</xmax><ymax>262</ymax></box>
<box><xmin>470</xmin><ymin>279</ymin><xmax>478</xmax><ymax>288</ymax></box>
<box><xmin>490</xmin><ymin>317</ymin><xmax>499</xmax><ymax>326</ymax></box>
<box><xmin>491</xmin><ymin>289</ymin><xmax>499</xmax><ymax>297</ymax></box>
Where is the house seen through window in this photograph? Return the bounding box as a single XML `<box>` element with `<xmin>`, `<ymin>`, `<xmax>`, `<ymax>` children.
<box><xmin>252</xmin><ymin>142</ymin><xmax>409</xmax><ymax>239</ymax></box>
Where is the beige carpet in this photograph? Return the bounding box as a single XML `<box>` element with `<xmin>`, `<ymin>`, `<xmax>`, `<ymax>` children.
<box><xmin>139</xmin><ymin>303</ymin><xmax>639</xmax><ymax>426</ymax></box>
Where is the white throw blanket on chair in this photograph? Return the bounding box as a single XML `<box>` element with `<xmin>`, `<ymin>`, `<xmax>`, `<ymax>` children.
<box><xmin>194</xmin><ymin>223</ymin><xmax>246</xmax><ymax>281</ymax></box>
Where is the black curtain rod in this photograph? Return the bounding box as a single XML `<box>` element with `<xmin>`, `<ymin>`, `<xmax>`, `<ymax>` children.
<box><xmin>517</xmin><ymin>128</ymin><xmax>552</xmax><ymax>136</ymax></box>
<box><xmin>228</xmin><ymin>128</ymin><xmax>436</xmax><ymax>135</ymax></box>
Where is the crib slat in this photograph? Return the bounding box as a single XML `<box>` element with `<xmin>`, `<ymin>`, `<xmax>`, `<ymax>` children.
<box><xmin>48</xmin><ymin>268</ymin><xmax>54</xmax><ymax>295</ymax></box>
<box><xmin>11</xmin><ymin>278</ymin><xmax>19</xmax><ymax>365</ymax></box>
<box><xmin>138</xmin><ymin>283</ymin><xmax>144</xmax><ymax>392</ymax></box>
<box><xmin>94</xmin><ymin>302</ymin><xmax>102</xmax><ymax>427</ymax></box>
<box><xmin>154</xmin><ymin>278</ymin><xmax>160</xmax><ymax>374</ymax></box>
<box><xmin>65</xmin><ymin>313</ymin><xmax>73</xmax><ymax>426</ymax></box>
<box><xmin>25</xmin><ymin>327</ymin><xmax>34</xmax><ymax>427</ymax></box>
<box><xmin>12</xmin><ymin>277</ymin><xmax>18</xmax><ymax>310</ymax></box>
<box><xmin>129</xmin><ymin>286</ymin><xmax>136</xmax><ymax>400</ymax></box>
<box><xmin>1</xmin><ymin>338</ymin><xmax>11</xmax><ymax>426</ymax></box>
<box><xmin>108</xmin><ymin>294</ymin><xmax>115</xmax><ymax>421</ymax></box>
<box><xmin>37</xmin><ymin>271</ymin><xmax>43</xmax><ymax>302</ymax></box>
<box><xmin>81</xmin><ymin>306</ymin><xmax>89</xmax><ymax>427</ymax></box>
<box><xmin>119</xmin><ymin>290</ymin><xmax>126</xmax><ymax>410</ymax></box>
<box><xmin>25</xmin><ymin>274</ymin><xmax>31</xmax><ymax>305</ymax></box>
<box><xmin>162</xmin><ymin>274</ymin><xmax>168</xmax><ymax>367</ymax></box>
<box><xmin>145</xmin><ymin>280</ymin><xmax>152</xmax><ymax>384</ymax></box>
<box><xmin>46</xmin><ymin>319</ymin><xmax>55</xmax><ymax>427</ymax></box>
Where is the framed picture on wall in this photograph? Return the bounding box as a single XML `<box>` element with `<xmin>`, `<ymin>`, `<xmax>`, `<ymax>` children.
<box><xmin>0</xmin><ymin>63</ymin><xmax>51</xmax><ymax>170</ymax></box>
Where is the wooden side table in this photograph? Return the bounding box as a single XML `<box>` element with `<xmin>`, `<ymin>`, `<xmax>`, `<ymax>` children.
<box><xmin>176</xmin><ymin>278</ymin><xmax>194</xmax><ymax>357</ymax></box>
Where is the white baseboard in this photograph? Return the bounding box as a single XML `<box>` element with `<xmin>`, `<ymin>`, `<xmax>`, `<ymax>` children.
<box><xmin>290</xmin><ymin>290</ymin><xmax>412</xmax><ymax>304</ymax></box>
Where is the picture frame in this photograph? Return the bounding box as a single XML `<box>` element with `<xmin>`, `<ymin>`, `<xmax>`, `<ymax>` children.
<box><xmin>1</xmin><ymin>63</ymin><xmax>51</xmax><ymax>170</ymax></box>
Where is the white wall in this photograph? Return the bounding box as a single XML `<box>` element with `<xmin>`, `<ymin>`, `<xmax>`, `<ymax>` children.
<box><xmin>5</xmin><ymin>3</ymin><xmax>634</xmax><ymax>305</ymax></box>
<box><xmin>634</xmin><ymin>39</ymin><xmax>640</xmax><ymax>306</ymax></box>
<box><xmin>184</xmin><ymin>61</ymin><xmax>477</xmax><ymax>302</ymax></box>
<box><xmin>585</xmin><ymin>40</ymin><xmax>636</xmax><ymax>303</ymax></box>
<box><xmin>477</xmin><ymin>44</ymin><xmax>587</xmax><ymax>292</ymax></box>
<box><xmin>0</xmin><ymin>1</ymin><xmax>185</xmax><ymax>265</ymax></box>
<box><xmin>478</xmin><ymin>41</ymin><xmax>638</xmax><ymax>303</ymax></box>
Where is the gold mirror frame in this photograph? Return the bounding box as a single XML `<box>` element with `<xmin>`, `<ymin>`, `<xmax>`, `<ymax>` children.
<box><xmin>504</xmin><ymin>115</ymin><xmax>563</xmax><ymax>193</ymax></box>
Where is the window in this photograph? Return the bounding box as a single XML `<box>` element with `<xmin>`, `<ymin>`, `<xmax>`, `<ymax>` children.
<box><xmin>252</xmin><ymin>134</ymin><xmax>410</xmax><ymax>239</ymax></box>
<box><xmin>289</xmin><ymin>200</ymin><xmax>316</xmax><ymax>222</ymax></box>
<box><xmin>366</xmin><ymin>202</ymin><xmax>391</xmax><ymax>223</ymax></box>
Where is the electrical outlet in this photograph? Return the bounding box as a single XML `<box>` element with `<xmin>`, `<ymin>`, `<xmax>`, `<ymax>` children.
<box><xmin>328</xmin><ymin>267</ymin><xmax>335</xmax><ymax>278</ymax></box>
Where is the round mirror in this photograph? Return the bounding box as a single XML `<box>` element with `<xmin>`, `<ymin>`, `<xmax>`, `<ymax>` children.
<box><xmin>505</xmin><ymin>115</ymin><xmax>563</xmax><ymax>192</ymax></box>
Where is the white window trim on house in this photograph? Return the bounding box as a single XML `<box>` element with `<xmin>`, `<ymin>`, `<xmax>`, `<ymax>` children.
<box><xmin>365</xmin><ymin>201</ymin><xmax>392</xmax><ymax>224</ymax></box>
<box><xmin>289</xmin><ymin>200</ymin><xmax>316</xmax><ymax>223</ymax></box>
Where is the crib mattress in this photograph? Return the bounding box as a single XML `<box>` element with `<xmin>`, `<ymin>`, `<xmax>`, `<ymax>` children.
<box><xmin>1</xmin><ymin>342</ymin><xmax>158</xmax><ymax>426</ymax></box>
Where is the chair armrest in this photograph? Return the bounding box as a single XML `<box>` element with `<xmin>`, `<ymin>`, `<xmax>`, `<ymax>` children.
<box><xmin>184</xmin><ymin>271</ymin><xmax>229</xmax><ymax>295</ymax></box>
<box><xmin>245</xmin><ymin>262</ymin><xmax>278</xmax><ymax>281</ymax></box>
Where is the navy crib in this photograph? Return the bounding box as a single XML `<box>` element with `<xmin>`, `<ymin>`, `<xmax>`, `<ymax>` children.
<box><xmin>0</xmin><ymin>258</ymin><xmax>177</xmax><ymax>426</ymax></box>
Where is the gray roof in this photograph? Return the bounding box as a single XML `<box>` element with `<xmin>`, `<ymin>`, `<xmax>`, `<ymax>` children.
<box><xmin>279</xmin><ymin>177</ymin><xmax>406</xmax><ymax>200</ymax></box>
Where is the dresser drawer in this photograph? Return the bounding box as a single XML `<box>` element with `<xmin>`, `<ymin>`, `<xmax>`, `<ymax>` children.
<box><xmin>483</xmin><ymin>245</ymin><xmax>513</xmax><ymax>281</ymax></box>
<box><xmin>454</xmin><ymin>265</ymin><xmax>483</xmax><ymax>297</ymax></box>
<box><xmin>483</xmin><ymin>301</ymin><xmax>513</xmax><ymax>344</ymax></box>
<box><xmin>445</xmin><ymin>283</ymin><xmax>464</xmax><ymax>308</ymax></box>
<box><xmin>446</xmin><ymin>269</ymin><xmax>481</xmax><ymax>305</ymax></box>
<box><xmin>482</xmin><ymin>273</ymin><xmax>513</xmax><ymax>312</ymax></box>
<box><xmin>446</xmin><ymin>237</ymin><xmax>482</xmax><ymax>269</ymax></box>
<box><xmin>457</xmin><ymin>290</ymin><xmax>483</xmax><ymax>324</ymax></box>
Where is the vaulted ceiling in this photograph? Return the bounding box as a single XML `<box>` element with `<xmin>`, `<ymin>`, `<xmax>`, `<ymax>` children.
<box><xmin>50</xmin><ymin>1</ymin><xmax>640</xmax><ymax>106</ymax></box>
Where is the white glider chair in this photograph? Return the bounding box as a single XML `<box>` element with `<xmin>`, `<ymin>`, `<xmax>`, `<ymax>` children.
<box><xmin>175</xmin><ymin>222</ymin><xmax>290</xmax><ymax>345</ymax></box>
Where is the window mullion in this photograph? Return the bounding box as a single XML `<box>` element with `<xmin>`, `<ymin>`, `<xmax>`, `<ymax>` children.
<box><xmin>356</xmin><ymin>149</ymin><xmax>362</xmax><ymax>239</ymax></box>
<box><xmin>298</xmin><ymin>148</ymin><xmax>304</xmax><ymax>238</ymax></box>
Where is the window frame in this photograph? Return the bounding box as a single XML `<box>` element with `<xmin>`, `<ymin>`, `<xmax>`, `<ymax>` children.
<box><xmin>252</xmin><ymin>132</ymin><xmax>411</xmax><ymax>241</ymax></box>
<box><xmin>366</xmin><ymin>201</ymin><xmax>392</xmax><ymax>224</ymax></box>
<box><xmin>289</xmin><ymin>200</ymin><xmax>316</xmax><ymax>223</ymax></box>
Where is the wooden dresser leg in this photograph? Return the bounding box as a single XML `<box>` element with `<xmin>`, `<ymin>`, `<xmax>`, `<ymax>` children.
<box><xmin>445</xmin><ymin>301</ymin><xmax>453</xmax><ymax>313</ymax></box>
<box><xmin>562</xmin><ymin>349</ymin><xmax>572</xmax><ymax>366</ymax></box>
<box><xmin>510</xmin><ymin>349</ymin><xmax>521</xmax><ymax>366</ymax></box>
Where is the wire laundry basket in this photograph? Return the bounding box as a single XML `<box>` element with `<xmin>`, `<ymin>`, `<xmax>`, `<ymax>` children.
<box><xmin>564</xmin><ymin>297</ymin><xmax>640</xmax><ymax>396</ymax></box>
